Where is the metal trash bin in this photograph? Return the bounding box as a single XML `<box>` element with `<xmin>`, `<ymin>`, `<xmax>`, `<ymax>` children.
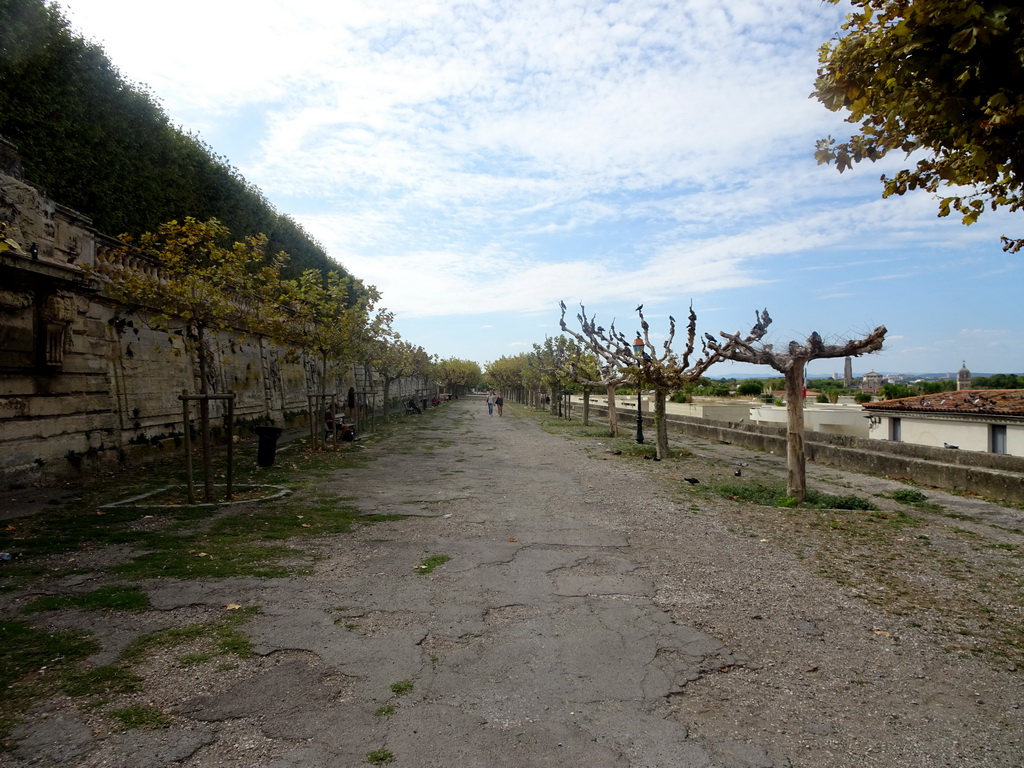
<box><xmin>253</xmin><ymin>426</ymin><xmax>283</xmax><ymax>467</ymax></box>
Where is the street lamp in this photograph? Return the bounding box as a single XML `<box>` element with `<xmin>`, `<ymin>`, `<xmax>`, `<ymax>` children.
<box><xmin>632</xmin><ymin>335</ymin><xmax>645</xmax><ymax>444</ymax></box>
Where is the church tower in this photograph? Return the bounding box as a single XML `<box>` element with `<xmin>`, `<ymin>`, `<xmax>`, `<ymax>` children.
<box><xmin>957</xmin><ymin>361</ymin><xmax>971</xmax><ymax>391</ymax></box>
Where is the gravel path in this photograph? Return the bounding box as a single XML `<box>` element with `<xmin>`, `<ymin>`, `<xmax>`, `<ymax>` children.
<box><xmin>6</xmin><ymin>397</ymin><xmax>1024</xmax><ymax>767</ymax></box>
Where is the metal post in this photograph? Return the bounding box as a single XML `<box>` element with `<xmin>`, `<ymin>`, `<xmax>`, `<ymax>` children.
<box><xmin>636</xmin><ymin>391</ymin><xmax>644</xmax><ymax>444</ymax></box>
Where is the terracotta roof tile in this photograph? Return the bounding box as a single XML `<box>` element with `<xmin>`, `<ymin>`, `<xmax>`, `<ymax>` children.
<box><xmin>862</xmin><ymin>389</ymin><xmax>1024</xmax><ymax>416</ymax></box>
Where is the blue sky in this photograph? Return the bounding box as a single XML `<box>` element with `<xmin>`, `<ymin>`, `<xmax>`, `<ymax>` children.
<box><xmin>60</xmin><ymin>0</ymin><xmax>1021</xmax><ymax>378</ymax></box>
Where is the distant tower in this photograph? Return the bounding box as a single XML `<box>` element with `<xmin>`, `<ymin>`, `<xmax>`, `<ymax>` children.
<box><xmin>957</xmin><ymin>361</ymin><xmax>972</xmax><ymax>391</ymax></box>
<box><xmin>843</xmin><ymin>356</ymin><xmax>853</xmax><ymax>387</ymax></box>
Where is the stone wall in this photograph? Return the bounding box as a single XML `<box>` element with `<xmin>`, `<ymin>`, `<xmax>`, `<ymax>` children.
<box><xmin>586</xmin><ymin>404</ymin><xmax>1024</xmax><ymax>504</ymax></box>
<box><xmin>0</xmin><ymin>146</ymin><xmax>425</xmax><ymax>489</ymax></box>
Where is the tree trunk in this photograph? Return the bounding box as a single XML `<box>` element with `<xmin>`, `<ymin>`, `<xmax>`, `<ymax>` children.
<box><xmin>549</xmin><ymin>386</ymin><xmax>558</xmax><ymax>415</ymax></box>
<box><xmin>785</xmin><ymin>360</ymin><xmax>807</xmax><ymax>502</ymax></box>
<box><xmin>382</xmin><ymin>379</ymin><xmax>392</xmax><ymax>420</ymax></box>
<box><xmin>582</xmin><ymin>388</ymin><xmax>591</xmax><ymax>426</ymax></box>
<box><xmin>605</xmin><ymin>383</ymin><xmax>618</xmax><ymax>437</ymax></box>
<box><xmin>654</xmin><ymin>389</ymin><xmax>668</xmax><ymax>459</ymax></box>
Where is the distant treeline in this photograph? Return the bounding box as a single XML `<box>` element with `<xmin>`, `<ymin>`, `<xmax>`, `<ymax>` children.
<box><xmin>0</xmin><ymin>0</ymin><xmax>338</xmax><ymax>278</ymax></box>
<box><xmin>973</xmin><ymin>373</ymin><xmax>1023</xmax><ymax>389</ymax></box>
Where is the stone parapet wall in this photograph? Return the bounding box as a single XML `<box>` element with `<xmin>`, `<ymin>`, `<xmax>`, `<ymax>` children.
<box><xmin>586</xmin><ymin>405</ymin><xmax>1024</xmax><ymax>504</ymax></box>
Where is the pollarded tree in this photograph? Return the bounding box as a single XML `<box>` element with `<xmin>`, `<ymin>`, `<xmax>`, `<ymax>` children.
<box><xmin>562</xmin><ymin>301</ymin><xmax>771</xmax><ymax>459</ymax></box>
<box><xmin>813</xmin><ymin>0</ymin><xmax>1024</xmax><ymax>251</ymax></box>
<box><xmin>366</xmin><ymin>339</ymin><xmax>428</xmax><ymax>418</ymax></box>
<box><xmin>561</xmin><ymin>344</ymin><xmax>603</xmax><ymax>426</ymax></box>
<box><xmin>274</xmin><ymin>270</ymin><xmax>389</xmax><ymax>444</ymax></box>
<box><xmin>93</xmin><ymin>217</ymin><xmax>286</xmax><ymax>500</ymax></box>
<box><xmin>486</xmin><ymin>353</ymin><xmax>539</xmax><ymax>406</ymax></box>
<box><xmin>432</xmin><ymin>357</ymin><xmax>483</xmax><ymax>399</ymax></box>
<box><xmin>529</xmin><ymin>336</ymin><xmax>581</xmax><ymax>416</ymax></box>
<box><xmin>555</xmin><ymin>307</ymin><xmax>634</xmax><ymax>434</ymax></box>
<box><xmin>708</xmin><ymin>318</ymin><xmax>886</xmax><ymax>502</ymax></box>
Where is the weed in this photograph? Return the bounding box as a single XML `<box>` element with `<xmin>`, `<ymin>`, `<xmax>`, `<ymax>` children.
<box><xmin>716</xmin><ymin>482</ymin><xmax>878</xmax><ymax>511</ymax></box>
<box><xmin>892</xmin><ymin>489</ymin><xmax>928</xmax><ymax>504</ymax></box>
<box><xmin>366</xmin><ymin>749</ymin><xmax>396</xmax><ymax>765</ymax></box>
<box><xmin>415</xmin><ymin>554</ymin><xmax>451</xmax><ymax>574</ymax></box>
<box><xmin>390</xmin><ymin>680</ymin><xmax>414</xmax><ymax>696</ymax></box>
<box><xmin>109</xmin><ymin>704</ymin><xmax>170</xmax><ymax>730</ymax></box>
<box><xmin>375</xmin><ymin>704</ymin><xmax>396</xmax><ymax>717</ymax></box>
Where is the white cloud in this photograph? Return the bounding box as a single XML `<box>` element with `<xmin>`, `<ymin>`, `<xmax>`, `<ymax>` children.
<box><xmin>56</xmin><ymin>0</ymin><xmax>1021</xmax><ymax>371</ymax></box>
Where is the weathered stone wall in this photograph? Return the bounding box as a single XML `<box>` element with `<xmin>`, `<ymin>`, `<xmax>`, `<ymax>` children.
<box><xmin>0</xmin><ymin>148</ymin><xmax>426</xmax><ymax>489</ymax></box>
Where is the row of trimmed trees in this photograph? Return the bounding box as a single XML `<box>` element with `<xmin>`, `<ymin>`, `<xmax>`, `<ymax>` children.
<box><xmin>486</xmin><ymin>300</ymin><xmax>885</xmax><ymax>503</ymax></box>
<box><xmin>89</xmin><ymin>217</ymin><xmax>480</xmax><ymax>499</ymax></box>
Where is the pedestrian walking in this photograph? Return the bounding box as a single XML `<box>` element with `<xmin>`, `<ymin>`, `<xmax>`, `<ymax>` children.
<box><xmin>486</xmin><ymin>392</ymin><xmax>495</xmax><ymax>416</ymax></box>
<box><xmin>495</xmin><ymin>394</ymin><xmax>504</xmax><ymax>416</ymax></box>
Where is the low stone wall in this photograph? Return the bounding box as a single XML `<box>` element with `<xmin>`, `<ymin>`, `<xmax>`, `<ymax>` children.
<box><xmin>586</xmin><ymin>405</ymin><xmax>1024</xmax><ymax>504</ymax></box>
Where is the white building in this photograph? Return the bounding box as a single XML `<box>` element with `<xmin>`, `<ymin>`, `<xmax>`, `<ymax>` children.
<box><xmin>862</xmin><ymin>390</ymin><xmax>1024</xmax><ymax>457</ymax></box>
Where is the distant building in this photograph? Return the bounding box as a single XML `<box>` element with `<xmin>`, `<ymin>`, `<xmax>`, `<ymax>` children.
<box><xmin>860</xmin><ymin>371</ymin><xmax>883</xmax><ymax>393</ymax></box>
<box><xmin>957</xmin><ymin>361</ymin><xmax>972</xmax><ymax>391</ymax></box>
<box><xmin>862</xmin><ymin>389</ymin><xmax>1024</xmax><ymax>456</ymax></box>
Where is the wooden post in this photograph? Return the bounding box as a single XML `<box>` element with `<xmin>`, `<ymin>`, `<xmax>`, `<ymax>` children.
<box><xmin>225</xmin><ymin>394</ymin><xmax>234</xmax><ymax>500</ymax></box>
<box><xmin>785</xmin><ymin>360</ymin><xmax>807</xmax><ymax>502</ymax></box>
<box><xmin>181</xmin><ymin>390</ymin><xmax>195</xmax><ymax>505</ymax></box>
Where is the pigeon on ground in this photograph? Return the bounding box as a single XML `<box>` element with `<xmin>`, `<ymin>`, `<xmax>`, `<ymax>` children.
<box><xmin>684</xmin><ymin>477</ymin><xmax>700</xmax><ymax>484</ymax></box>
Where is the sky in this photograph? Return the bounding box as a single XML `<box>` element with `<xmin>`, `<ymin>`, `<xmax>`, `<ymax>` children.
<box><xmin>57</xmin><ymin>0</ymin><xmax>1021</xmax><ymax>378</ymax></box>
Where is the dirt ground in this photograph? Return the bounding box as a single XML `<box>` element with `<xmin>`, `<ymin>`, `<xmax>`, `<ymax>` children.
<box><xmin>2</xmin><ymin>397</ymin><xmax>1022</xmax><ymax>767</ymax></box>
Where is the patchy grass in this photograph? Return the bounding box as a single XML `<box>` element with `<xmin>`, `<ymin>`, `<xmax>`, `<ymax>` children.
<box><xmin>891</xmin><ymin>489</ymin><xmax>928</xmax><ymax>504</ymax></box>
<box><xmin>108</xmin><ymin>704</ymin><xmax>170</xmax><ymax>730</ymax></box>
<box><xmin>120</xmin><ymin>607</ymin><xmax>258</xmax><ymax>664</ymax></box>
<box><xmin>0</xmin><ymin>620</ymin><xmax>100</xmax><ymax>745</ymax></box>
<box><xmin>0</xmin><ymin>416</ymin><xmax>438</xmax><ymax>745</ymax></box>
<box><xmin>59</xmin><ymin>665</ymin><xmax>143</xmax><ymax>698</ymax></box>
<box><xmin>885</xmin><ymin>488</ymin><xmax>945</xmax><ymax>512</ymax></box>
<box><xmin>0</xmin><ymin>438</ymin><xmax>382</xmax><ymax>582</ymax></box>
<box><xmin>7</xmin><ymin>490</ymin><xmax>392</xmax><ymax>582</ymax></box>
<box><xmin>23</xmin><ymin>584</ymin><xmax>150</xmax><ymax>614</ymax></box>
<box><xmin>366</xmin><ymin>749</ymin><xmax>396</xmax><ymax>765</ymax></box>
<box><xmin>716</xmin><ymin>482</ymin><xmax>879</xmax><ymax>511</ymax></box>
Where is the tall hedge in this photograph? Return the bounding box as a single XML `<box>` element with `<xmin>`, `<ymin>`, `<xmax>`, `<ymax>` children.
<box><xmin>0</xmin><ymin>0</ymin><xmax>338</xmax><ymax>277</ymax></box>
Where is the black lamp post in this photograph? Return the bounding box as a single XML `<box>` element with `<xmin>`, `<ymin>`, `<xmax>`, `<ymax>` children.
<box><xmin>632</xmin><ymin>335</ymin><xmax>645</xmax><ymax>444</ymax></box>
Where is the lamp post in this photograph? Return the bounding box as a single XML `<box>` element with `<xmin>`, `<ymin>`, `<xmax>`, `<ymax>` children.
<box><xmin>632</xmin><ymin>335</ymin><xmax>645</xmax><ymax>444</ymax></box>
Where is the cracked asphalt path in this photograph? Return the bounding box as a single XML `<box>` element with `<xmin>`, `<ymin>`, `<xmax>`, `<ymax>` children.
<box><xmin>206</xmin><ymin>399</ymin><xmax>749</xmax><ymax>767</ymax></box>
<box><xmin>11</xmin><ymin>396</ymin><xmax>1023</xmax><ymax>767</ymax></box>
